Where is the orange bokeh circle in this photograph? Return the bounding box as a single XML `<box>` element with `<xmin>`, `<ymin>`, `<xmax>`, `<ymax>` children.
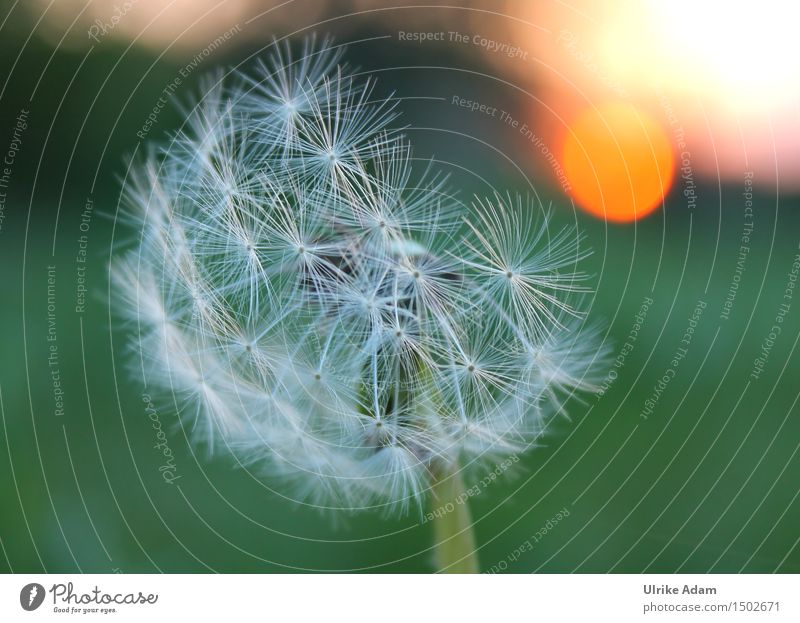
<box><xmin>562</xmin><ymin>103</ymin><xmax>675</xmax><ymax>222</ymax></box>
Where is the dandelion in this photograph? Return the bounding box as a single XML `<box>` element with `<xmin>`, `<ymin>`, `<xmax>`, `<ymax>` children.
<box><xmin>113</xmin><ymin>37</ymin><xmax>605</xmax><ymax>572</ymax></box>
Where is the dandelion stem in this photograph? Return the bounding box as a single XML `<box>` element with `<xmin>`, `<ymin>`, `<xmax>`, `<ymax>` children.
<box><xmin>430</xmin><ymin>462</ymin><xmax>479</xmax><ymax>573</ymax></box>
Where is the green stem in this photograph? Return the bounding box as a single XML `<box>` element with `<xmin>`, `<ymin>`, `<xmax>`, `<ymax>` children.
<box><xmin>429</xmin><ymin>463</ymin><xmax>479</xmax><ymax>573</ymax></box>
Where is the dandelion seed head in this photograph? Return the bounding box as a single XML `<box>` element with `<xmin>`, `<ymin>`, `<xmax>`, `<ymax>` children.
<box><xmin>113</xmin><ymin>37</ymin><xmax>605</xmax><ymax>513</ymax></box>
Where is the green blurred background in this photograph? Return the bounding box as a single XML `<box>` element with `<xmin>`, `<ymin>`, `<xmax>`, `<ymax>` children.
<box><xmin>1</xmin><ymin>1</ymin><xmax>799</xmax><ymax>573</ymax></box>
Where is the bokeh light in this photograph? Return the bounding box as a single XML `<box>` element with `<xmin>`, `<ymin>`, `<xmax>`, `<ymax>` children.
<box><xmin>501</xmin><ymin>0</ymin><xmax>800</xmax><ymax>191</ymax></box>
<box><xmin>563</xmin><ymin>103</ymin><xmax>674</xmax><ymax>222</ymax></box>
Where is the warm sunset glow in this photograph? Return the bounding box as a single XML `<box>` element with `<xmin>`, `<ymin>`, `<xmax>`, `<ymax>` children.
<box><xmin>500</xmin><ymin>0</ymin><xmax>800</xmax><ymax>190</ymax></box>
<box><xmin>562</xmin><ymin>103</ymin><xmax>674</xmax><ymax>223</ymax></box>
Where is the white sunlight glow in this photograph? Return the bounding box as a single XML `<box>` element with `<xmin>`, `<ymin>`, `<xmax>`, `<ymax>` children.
<box><xmin>602</xmin><ymin>0</ymin><xmax>800</xmax><ymax>113</ymax></box>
